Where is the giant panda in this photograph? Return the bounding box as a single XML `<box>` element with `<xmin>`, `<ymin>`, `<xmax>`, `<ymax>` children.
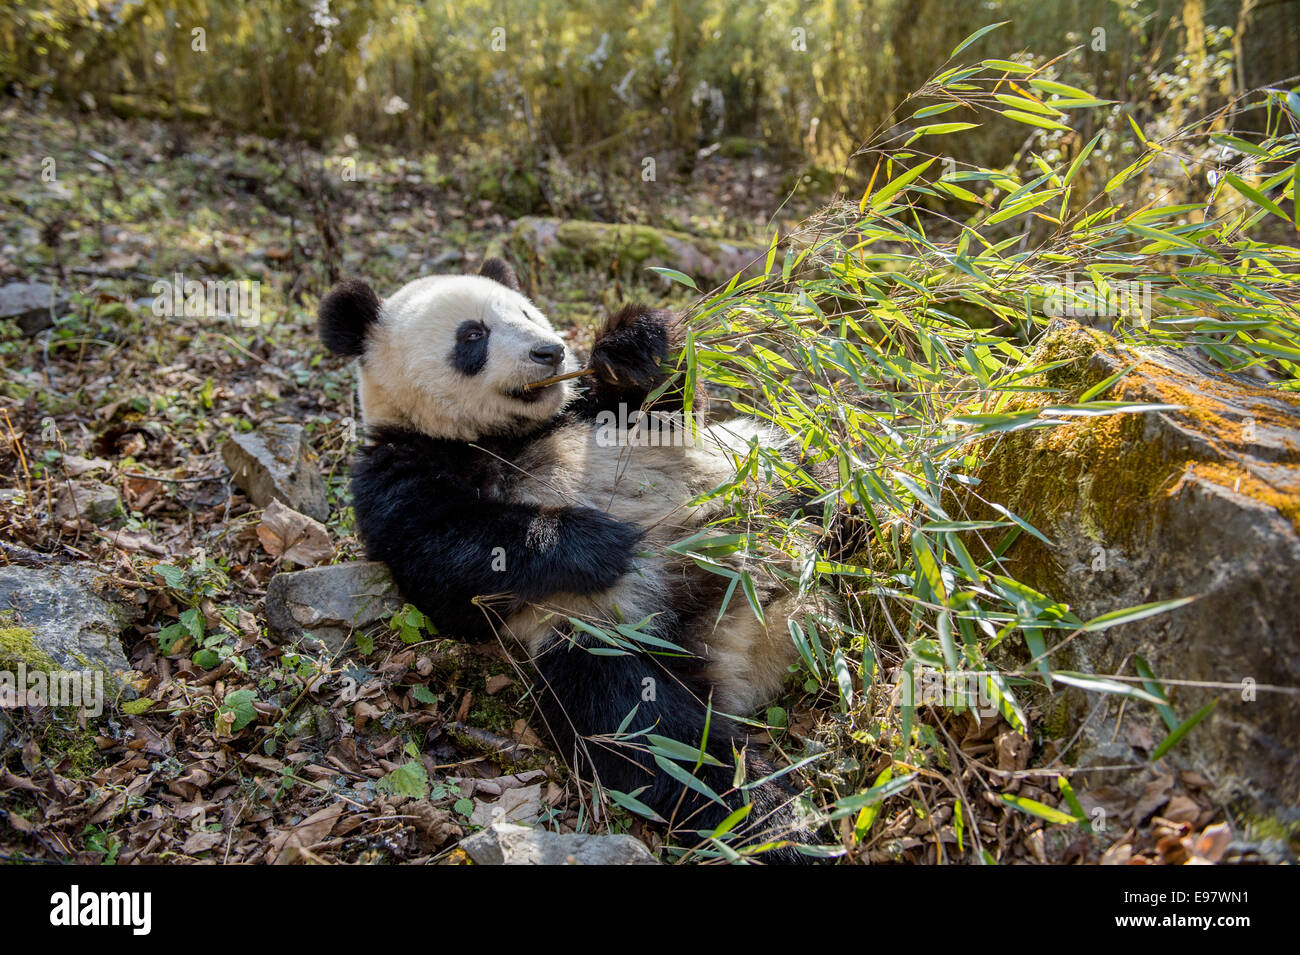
<box><xmin>319</xmin><ymin>258</ymin><xmax>830</xmax><ymax>861</ymax></box>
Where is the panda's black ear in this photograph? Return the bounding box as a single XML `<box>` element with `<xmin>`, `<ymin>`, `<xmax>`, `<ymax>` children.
<box><xmin>478</xmin><ymin>257</ymin><xmax>520</xmax><ymax>292</ymax></box>
<box><xmin>319</xmin><ymin>279</ymin><xmax>380</xmax><ymax>357</ymax></box>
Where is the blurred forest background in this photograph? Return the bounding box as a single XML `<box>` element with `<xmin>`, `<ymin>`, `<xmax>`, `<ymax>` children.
<box><xmin>5</xmin><ymin>0</ymin><xmax>1298</xmax><ymax>206</ymax></box>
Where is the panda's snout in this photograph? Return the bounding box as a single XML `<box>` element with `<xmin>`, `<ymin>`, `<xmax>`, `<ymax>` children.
<box><xmin>529</xmin><ymin>343</ymin><xmax>565</xmax><ymax>370</ymax></box>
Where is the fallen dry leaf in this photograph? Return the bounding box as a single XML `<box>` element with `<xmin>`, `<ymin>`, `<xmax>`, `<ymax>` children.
<box><xmin>256</xmin><ymin>499</ymin><xmax>333</xmax><ymax>566</ymax></box>
<box><xmin>269</xmin><ymin>802</ymin><xmax>347</xmax><ymax>864</ymax></box>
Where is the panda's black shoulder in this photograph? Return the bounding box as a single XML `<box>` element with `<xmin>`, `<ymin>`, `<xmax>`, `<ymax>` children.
<box><xmin>355</xmin><ymin>425</ymin><xmax>462</xmax><ymax>480</ymax></box>
<box><xmin>352</xmin><ymin>422</ymin><xmax>564</xmax><ymax>497</ymax></box>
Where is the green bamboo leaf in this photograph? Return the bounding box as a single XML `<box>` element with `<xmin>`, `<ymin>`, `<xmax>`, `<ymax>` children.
<box><xmin>1152</xmin><ymin>701</ymin><xmax>1217</xmax><ymax>761</ymax></box>
<box><xmin>833</xmin><ymin>772</ymin><xmax>918</xmax><ymax>815</ymax></box>
<box><xmin>1133</xmin><ymin>656</ymin><xmax>1178</xmax><ymax>731</ymax></box>
<box><xmin>981</xmin><ymin>58</ymin><xmax>1033</xmax><ymax>74</ymax></box>
<box><xmin>913</xmin><ymin>102</ymin><xmax>961</xmax><ymax>118</ymax></box>
<box><xmin>994</xmin><ymin>93</ymin><xmax>1059</xmax><ymax>116</ymax></box>
<box><xmin>870</xmin><ymin>159</ymin><xmax>935</xmax><ymax>208</ymax></box>
<box><xmin>914</xmin><ymin>121</ymin><xmax>980</xmax><ymax>136</ymax></box>
<box><xmin>854</xmin><ymin>767</ymin><xmax>893</xmax><ymax>839</ymax></box>
<box><xmin>1057</xmin><ymin>776</ymin><xmax>1092</xmax><ymax>833</ymax></box>
<box><xmin>1000</xmin><ymin>793</ymin><xmax>1079</xmax><ymax>825</ymax></box>
<box><xmin>646</xmin><ymin>266</ymin><xmax>699</xmax><ymax>290</ymax></box>
<box><xmin>1104</xmin><ymin>153</ymin><xmax>1154</xmax><ymax>192</ymax></box>
<box><xmin>1045</xmin><ymin>96</ymin><xmax>1113</xmax><ymax>109</ymax></box>
<box><xmin>1028</xmin><ymin>78</ymin><xmax>1097</xmax><ymax>99</ymax></box>
<box><xmin>607</xmin><ymin>788</ymin><xmax>666</xmax><ymax>823</ymax></box>
<box><xmin>949</xmin><ymin>21</ymin><xmax>1010</xmax><ymax>58</ymax></box>
<box><xmin>1080</xmin><ymin>597</ymin><xmax>1197</xmax><ymax>631</ymax></box>
<box><xmin>1000</xmin><ymin>109</ymin><xmax>1071</xmax><ymax>132</ymax></box>
<box><xmin>1052</xmin><ymin>672</ymin><xmax>1167</xmax><ymax>705</ymax></box>
<box><xmin>709</xmin><ymin>802</ymin><xmax>752</xmax><ymax>838</ymax></box>
<box><xmin>646</xmin><ymin>734</ymin><xmax>725</xmax><ymax>767</ymax></box>
<box><xmin>653</xmin><ymin>754</ymin><xmax>726</xmax><ymax>805</ymax></box>
<box><xmin>1223</xmin><ymin>173</ymin><xmax>1289</xmax><ymax>220</ymax></box>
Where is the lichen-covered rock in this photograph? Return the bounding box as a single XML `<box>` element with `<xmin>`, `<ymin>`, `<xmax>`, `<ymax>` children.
<box><xmin>221</xmin><ymin>423</ymin><xmax>329</xmax><ymax>522</ymax></box>
<box><xmin>500</xmin><ymin>216</ymin><xmax>767</xmax><ymax>290</ymax></box>
<box><xmin>972</xmin><ymin>320</ymin><xmax>1300</xmax><ymax>822</ymax></box>
<box><xmin>459</xmin><ymin>823</ymin><xmax>658</xmax><ymax>865</ymax></box>
<box><xmin>0</xmin><ymin>566</ymin><xmax>139</xmax><ymax>674</ymax></box>
<box><xmin>264</xmin><ymin>561</ymin><xmax>402</xmax><ymax>651</ymax></box>
<box><xmin>0</xmin><ymin>281</ymin><xmax>69</xmax><ymax>335</ymax></box>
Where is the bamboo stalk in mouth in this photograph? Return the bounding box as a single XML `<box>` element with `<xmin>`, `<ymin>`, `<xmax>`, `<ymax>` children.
<box><xmin>523</xmin><ymin>367</ymin><xmax>596</xmax><ymax>391</ymax></box>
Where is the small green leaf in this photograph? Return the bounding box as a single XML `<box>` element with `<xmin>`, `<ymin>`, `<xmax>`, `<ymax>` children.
<box><xmin>219</xmin><ymin>688</ymin><xmax>257</xmax><ymax>732</ymax></box>
<box><xmin>378</xmin><ymin>759</ymin><xmax>429</xmax><ymax>799</ymax></box>
<box><xmin>1223</xmin><ymin>173</ymin><xmax>1289</xmax><ymax>220</ymax></box>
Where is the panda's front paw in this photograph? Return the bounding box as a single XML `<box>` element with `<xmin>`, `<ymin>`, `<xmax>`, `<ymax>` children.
<box><xmin>589</xmin><ymin>305</ymin><xmax>673</xmax><ymax>388</ymax></box>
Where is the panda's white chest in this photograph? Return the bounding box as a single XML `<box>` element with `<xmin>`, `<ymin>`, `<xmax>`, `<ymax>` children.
<box><xmin>507</xmin><ymin>418</ymin><xmax>740</xmax><ymax>540</ymax></box>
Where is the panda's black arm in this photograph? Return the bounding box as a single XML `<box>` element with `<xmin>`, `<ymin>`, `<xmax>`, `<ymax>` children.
<box><xmin>569</xmin><ymin>304</ymin><xmax>705</xmax><ymax>420</ymax></box>
<box><xmin>352</xmin><ymin>445</ymin><xmax>643</xmax><ymax>636</ymax></box>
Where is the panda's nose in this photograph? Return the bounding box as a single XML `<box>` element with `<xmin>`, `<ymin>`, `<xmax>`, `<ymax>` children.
<box><xmin>529</xmin><ymin>343</ymin><xmax>564</xmax><ymax>369</ymax></box>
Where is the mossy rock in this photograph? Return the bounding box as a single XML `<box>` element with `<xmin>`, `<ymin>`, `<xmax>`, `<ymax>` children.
<box><xmin>967</xmin><ymin>320</ymin><xmax>1300</xmax><ymax>818</ymax></box>
<box><xmin>107</xmin><ymin>93</ymin><xmax>211</xmax><ymax>123</ymax></box>
<box><xmin>0</xmin><ymin>625</ymin><xmax>58</xmax><ymax>672</ymax></box>
<box><xmin>0</xmin><ymin>566</ymin><xmax>139</xmax><ymax>677</ymax></box>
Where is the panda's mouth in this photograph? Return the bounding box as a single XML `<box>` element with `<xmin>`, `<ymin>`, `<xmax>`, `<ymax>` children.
<box><xmin>506</xmin><ymin>383</ymin><xmax>555</xmax><ymax>404</ymax></box>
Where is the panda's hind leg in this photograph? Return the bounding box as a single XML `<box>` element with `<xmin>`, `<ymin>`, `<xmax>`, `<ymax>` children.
<box><xmin>532</xmin><ymin>628</ymin><xmax>815</xmax><ymax>862</ymax></box>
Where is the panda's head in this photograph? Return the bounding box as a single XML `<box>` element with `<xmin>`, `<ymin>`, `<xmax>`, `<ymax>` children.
<box><xmin>318</xmin><ymin>259</ymin><xmax>574</xmax><ymax>441</ymax></box>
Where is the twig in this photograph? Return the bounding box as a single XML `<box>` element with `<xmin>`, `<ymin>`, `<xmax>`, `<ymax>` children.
<box><xmin>124</xmin><ymin>471</ymin><xmax>226</xmax><ymax>484</ymax></box>
<box><xmin>523</xmin><ymin>368</ymin><xmax>595</xmax><ymax>391</ymax></box>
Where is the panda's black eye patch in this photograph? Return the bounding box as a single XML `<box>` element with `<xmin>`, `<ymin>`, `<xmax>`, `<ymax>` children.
<box><xmin>453</xmin><ymin>320</ymin><xmax>490</xmax><ymax>376</ymax></box>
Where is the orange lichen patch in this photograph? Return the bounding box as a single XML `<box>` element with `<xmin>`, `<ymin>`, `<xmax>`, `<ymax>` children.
<box><xmin>1117</xmin><ymin>359</ymin><xmax>1300</xmax><ymax>459</ymax></box>
<box><xmin>1179</xmin><ymin>461</ymin><xmax>1300</xmax><ymax>535</ymax></box>
<box><xmin>966</xmin><ymin>321</ymin><xmax>1300</xmax><ymax>574</ymax></box>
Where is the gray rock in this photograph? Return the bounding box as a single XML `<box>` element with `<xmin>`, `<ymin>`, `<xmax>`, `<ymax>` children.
<box><xmin>973</xmin><ymin>320</ymin><xmax>1300</xmax><ymax>821</ymax></box>
<box><xmin>459</xmin><ymin>823</ymin><xmax>659</xmax><ymax>865</ymax></box>
<box><xmin>265</xmin><ymin>561</ymin><xmax>402</xmax><ymax>651</ymax></box>
<box><xmin>221</xmin><ymin>423</ymin><xmax>329</xmax><ymax>521</ymax></box>
<box><xmin>0</xmin><ymin>282</ymin><xmax>70</xmax><ymax>335</ymax></box>
<box><xmin>54</xmin><ymin>481</ymin><xmax>123</xmax><ymax>525</ymax></box>
<box><xmin>0</xmin><ymin>566</ymin><xmax>139</xmax><ymax>674</ymax></box>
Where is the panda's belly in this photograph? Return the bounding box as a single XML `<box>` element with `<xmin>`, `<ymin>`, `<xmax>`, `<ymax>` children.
<box><xmin>508</xmin><ymin>415</ymin><xmax>779</xmax><ymax>542</ymax></box>
<box><xmin>498</xmin><ymin>415</ymin><xmax>787</xmax><ymax>663</ymax></box>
